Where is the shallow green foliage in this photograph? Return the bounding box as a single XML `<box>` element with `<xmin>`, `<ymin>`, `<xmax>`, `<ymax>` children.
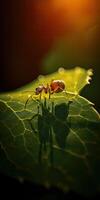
<box><xmin>0</xmin><ymin>67</ymin><xmax>100</xmax><ymax>196</ymax></box>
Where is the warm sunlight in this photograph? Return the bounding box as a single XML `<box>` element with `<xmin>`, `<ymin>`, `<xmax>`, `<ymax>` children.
<box><xmin>52</xmin><ymin>0</ymin><xmax>96</xmax><ymax>30</ymax></box>
<box><xmin>52</xmin><ymin>0</ymin><xmax>87</xmax><ymax>8</ymax></box>
<box><xmin>36</xmin><ymin>0</ymin><xmax>98</xmax><ymax>33</ymax></box>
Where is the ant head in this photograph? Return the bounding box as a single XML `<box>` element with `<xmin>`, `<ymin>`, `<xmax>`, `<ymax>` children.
<box><xmin>35</xmin><ymin>85</ymin><xmax>44</xmax><ymax>95</ymax></box>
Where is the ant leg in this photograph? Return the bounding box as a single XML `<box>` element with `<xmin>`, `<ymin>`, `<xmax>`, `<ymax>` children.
<box><xmin>43</xmin><ymin>141</ymin><xmax>47</xmax><ymax>152</ymax></box>
<box><xmin>27</xmin><ymin>114</ymin><xmax>38</xmax><ymax>134</ymax></box>
<box><xmin>39</xmin><ymin>140</ymin><xmax>49</xmax><ymax>163</ymax></box>
<box><xmin>41</xmin><ymin>97</ymin><xmax>47</xmax><ymax>114</ymax></box>
<box><xmin>28</xmin><ymin>104</ymin><xmax>39</xmax><ymax>121</ymax></box>
<box><xmin>44</xmin><ymin>97</ymin><xmax>47</xmax><ymax>107</ymax></box>
<box><xmin>49</xmin><ymin>127</ymin><xmax>53</xmax><ymax>165</ymax></box>
<box><xmin>27</xmin><ymin>105</ymin><xmax>40</xmax><ymax>134</ymax></box>
<box><xmin>38</xmin><ymin>141</ymin><xmax>43</xmax><ymax>164</ymax></box>
<box><xmin>39</xmin><ymin>92</ymin><xmax>42</xmax><ymax>100</ymax></box>
<box><xmin>49</xmin><ymin>89</ymin><xmax>51</xmax><ymax>99</ymax></box>
<box><xmin>25</xmin><ymin>94</ymin><xmax>33</xmax><ymax>109</ymax></box>
<box><xmin>52</xmin><ymin>102</ymin><xmax>54</xmax><ymax>115</ymax></box>
<box><xmin>30</xmin><ymin>122</ymin><xmax>38</xmax><ymax>134</ymax></box>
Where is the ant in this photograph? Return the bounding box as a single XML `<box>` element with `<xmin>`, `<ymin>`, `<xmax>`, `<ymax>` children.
<box><xmin>35</xmin><ymin>80</ymin><xmax>65</xmax><ymax>96</ymax></box>
<box><xmin>25</xmin><ymin>80</ymin><xmax>66</xmax><ymax>108</ymax></box>
<box><xmin>24</xmin><ymin>79</ymin><xmax>73</xmax><ymax>164</ymax></box>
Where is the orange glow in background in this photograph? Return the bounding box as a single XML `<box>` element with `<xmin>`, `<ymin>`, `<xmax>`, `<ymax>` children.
<box><xmin>35</xmin><ymin>0</ymin><xmax>99</xmax><ymax>33</ymax></box>
<box><xmin>2</xmin><ymin>0</ymin><xmax>100</xmax><ymax>91</ymax></box>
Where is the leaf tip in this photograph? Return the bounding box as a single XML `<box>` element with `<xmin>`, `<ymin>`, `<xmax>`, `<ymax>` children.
<box><xmin>87</xmin><ymin>68</ymin><xmax>93</xmax><ymax>84</ymax></box>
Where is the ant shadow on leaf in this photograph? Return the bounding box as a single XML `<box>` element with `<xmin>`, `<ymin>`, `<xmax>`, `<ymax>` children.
<box><xmin>26</xmin><ymin>98</ymin><xmax>72</xmax><ymax>164</ymax></box>
<box><xmin>53</xmin><ymin>102</ymin><xmax>71</xmax><ymax>149</ymax></box>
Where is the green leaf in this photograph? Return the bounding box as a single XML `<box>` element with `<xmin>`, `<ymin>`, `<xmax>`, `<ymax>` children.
<box><xmin>0</xmin><ymin>67</ymin><xmax>100</xmax><ymax>196</ymax></box>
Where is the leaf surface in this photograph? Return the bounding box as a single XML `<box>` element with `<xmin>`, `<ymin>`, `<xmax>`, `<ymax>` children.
<box><xmin>0</xmin><ymin>67</ymin><xmax>100</xmax><ymax>195</ymax></box>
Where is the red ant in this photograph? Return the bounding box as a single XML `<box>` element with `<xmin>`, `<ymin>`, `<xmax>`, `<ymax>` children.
<box><xmin>25</xmin><ymin>80</ymin><xmax>65</xmax><ymax>108</ymax></box>
<box><xmin>35</xmin><ymin>80</ymin><xmax>65</xmax><ymax>98</ymax></box>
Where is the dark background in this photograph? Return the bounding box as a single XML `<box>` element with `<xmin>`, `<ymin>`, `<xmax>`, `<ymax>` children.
<box><xmin>0</xmin><ymin>173</ymin><xmax>100</xmax><ymax>200</ymax></box>
<box><xmin>1</xmin><ymin>0</ymin><xmax>100</xmax><ymax>111</ymax></box>
<box><xmin>1</xmin><ymin>0</ymin><xmax>100</xmax><ymax>198</ymax></box>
